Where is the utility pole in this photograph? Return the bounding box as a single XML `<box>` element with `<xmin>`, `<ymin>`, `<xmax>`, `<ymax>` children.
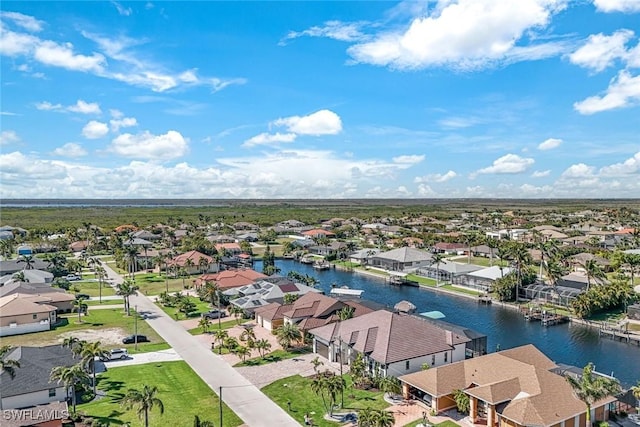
<box><xmin>219</xmin><ymin>386</ymin><xmax>223</xmax><ymax>427</ymax></box>
<box><xmin>335</xmin><ymin>337</ymin><xmax>344</xmax><ymax>408</ymax></box>
<box><xmin>134</xmin><ymin>305</ymin><xmax>138</xmax><ymax>350</ymax></box>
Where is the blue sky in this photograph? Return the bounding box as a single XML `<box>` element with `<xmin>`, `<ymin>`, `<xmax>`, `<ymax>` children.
<box><xmin>1</xmin><ymin>0</ymin><xmax>639</xmax><ymax>199</ymax></box>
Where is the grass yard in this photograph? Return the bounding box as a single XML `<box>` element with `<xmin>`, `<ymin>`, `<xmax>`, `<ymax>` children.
<box><xmin>464</xmin><ymin>257</ymin><xmax>507</xmax><ymax>268</ymax></box>
<box><xmin>262</xmin><ymin>374</ymin><xmax>388</xmax><ymax>427</ymax></box>
<box><xmin>158</xmin><ymin>296</ymin><xmax>213</xmax><ymax>319</ymax></box>
<box><xmin>131</xmin><ymin>273</ymin><xmax>194</xmax><ymax>295</ymax></box>
<box><xmin>440</xmin><ymin>284</ymin><xmax>482</xmax><ymax>296</ymax></box>
<box><xmin>78</xmin><ymin>361</ymin><xmax>242</xmax><ymax>427</ymax></box>
<box><xmin>0</xmin><ymin>309</ymin><xmax>167</xmax><ymax>353</ymax></box>
<box><xmin>404</xmin><ymin>420</ymin><xmax>461</xmax><ymax>427</ymax></box>
<box><xmin>86</xmin><ymin>298</ymin><xmax>124</xmax><ymax>306</ymax></box>
<box><xmin>70</xmin><ymin>281</ymin><xmax>117</xmax><ymax>297</ymax></box>
<box><xmin>188</xmin><ymin>318</ymin><xmax>237</xmax><ymax>335</ymax></box>
<box><xmin>406</xmin><ymin>274</ymin><xmax>437</xmax><ymax>287</ymax></box>
<box><xmin>234</xmin><ymin>347</ymin><xmax>311</xmax><ymax>367</ymax></box>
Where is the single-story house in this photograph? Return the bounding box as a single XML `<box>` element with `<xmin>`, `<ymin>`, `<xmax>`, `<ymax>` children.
<box><xmin>301</xmin><ymin>229</ymin><xmax>336</xmax><ymax>239</ymax></box>
<box><xmin>0</xmin><ymin>283</ymin><xmax>75</xmax><ymax>313</ymax></box>
<box><xmin>417</xmin><ymin>261</ymin><xmax>482</xmax><ymax>283</ymax></box>
<box><xmin>0</xmin><ymin>269</ymin><xmax>54</xmax><ymax>285</ymax></box>
<box><xmin>194</xmin><ymin>268</ymin><xmax>267</xmax><ymax>290</ymax></box>
<box><xmin>433</xmin><ymin>242</ymin><xmax>466</xmax><ymax>255</ymax></box>
<box><xmin>1</xmin><ymin>345</ymin><xmax>75</xmax><ymax>410</ymax></box>
<box><xmin>215</xmin><ymin>242</ymin><xmax>243</xmax><ymax>256</ymax></box>
<box><xmin>369</xmin><ymin>247</ymin><xmax>432</xmax><ymax>272</ymax></box>
<box><xmin>399</xmin><ymin>344</ymin><xmax>616</xmax><ymax>427</ymax></box>
<box><xmin>0</xmin><ymin>258</ymin><xmax>49</xmax><ymax>275</ymax></box>
<box><xmin>452</xmin><ymin>266</ymin><xmax>513</xmax><ymax>292</ymax></box>
<box><xmin>307</xmin><ymin>241</ymin><xmax>348</xmax><ymax>257</ymax></box>
<box><xmin>349</xmin><ymin>248</ymin><xmax>380</xmax><ymax>265</ymax></box>
<box><xmin>309</xmin><ymin>310</ymin><xmax>471</xmax><ymax>377</ymax></box>
<box><xmin>131</xmin><ymin>229</ymin><xmax>162</xmax><ymax>241</ymax></box>
<box><xmin>0</xmin><ymin>294</ymin><xmax>59</xmax><ymax>336</ymax></box>
<box><xmin>567</xmin><ymin>253</ymin><xmax>613</xmax><ymax>273</ymax></box>
<box><xmin>167</xmin><ymin>250</ymin><xmax>218</xmax><ymax>275</ymax></box>
<box><xmin>229</xmin><ymin>279</ymin><xmax>322</xmax><ymax>314</ymax></box>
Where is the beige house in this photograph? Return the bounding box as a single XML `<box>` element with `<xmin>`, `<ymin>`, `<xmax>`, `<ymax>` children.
<box><xmin>400</xmin><ymin>344</ymin><xmax>616</xmax><ymax>427</ymax></box>
<box><xmin>0</xmin><ymin>294</ymin><xmax>58</xmax><ymax>336</ymax></box>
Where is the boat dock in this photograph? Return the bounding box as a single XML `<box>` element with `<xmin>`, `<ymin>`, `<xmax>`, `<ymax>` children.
<box><xmin>521</xmin><ymin>306</ymin><xmax>569</xmax><ymax>327</ymax></box>
<box><xmin>599</xmin><ymin>328</ymin><xmax>640</xmax><ymax>346</ymax></box>
<box><xmin>478</xmin><ymin>294</ymin><xmax>492</xmax><ymax>305</ymax></box>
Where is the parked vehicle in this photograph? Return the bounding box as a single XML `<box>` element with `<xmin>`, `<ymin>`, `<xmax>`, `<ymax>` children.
<box><xmin>66</xmin><ymin>274</ymin><xmax>81</xmax><ymax>281</ymax></box>
<box><xmin>122</xmin><ymin>334</ymin><xmax>149</xmax><ymax>344</ymax></box>
<box><xmin>75</xmin><ymin>293</ymin><xmax>91</xmax><ymax>300</ymax></box>
<box><xmin>202</xmin><ymin>309</ymin><xmax>227</xmax><ymax>319</ymax></box>
<box><xmin>100</xmin><ymin>348</ymin><xmax>128</xmax><ymax>361</ymax></box>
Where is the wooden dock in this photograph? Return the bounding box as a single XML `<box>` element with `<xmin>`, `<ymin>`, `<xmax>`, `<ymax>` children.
<box><xmin>478</xmin><ymin>294</ymin><xmax>492</xmax><ymax>305</ymax></box>
<box><xmin>599</xmin><ymin>328</ymin><xmax>640</xmax><ymax>346</ymax></box>
<box><xmin>522</xmin><ymin>307</ymin><xmax>569</xmax><ymax>326</ymax></box>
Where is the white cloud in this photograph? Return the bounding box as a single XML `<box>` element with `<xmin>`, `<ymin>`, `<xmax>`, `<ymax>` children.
<box><xmin>82</xmin><ymin>121</ymin><xmax>109</xmax><ymax>139</ymax></box>
<box><xmin>36</xmin><ymin>99</ymin><xmax>101</xmax><ymax>114</ymax></box>
<box><xmin>561</xmin><ymin>163</ymin><xmax>596</xmax><ymax>178</ymax></box>
<box><xmin>0</xmin><ymin>130</ymin><xmax>20</xmax><ymax>145</ymax></box>
<box><xmin>599</xmin><ymin>151</ymin><xmax>640</xmax><ymax>175</ymax></box>
<box><xmin>392</xmin><ymin>154</ymin><xmax>425</xmax><ymax>165</ymax></box>
<box><xmin>0</xmin><ymin>29</ymin><xmax>39</xmax><ymax>56</ymax></box>
<box><xmin>108</xmin><ymin>130</ymin><xmax>189</xmax><ymax>160</ymax></box>
<box><xmin>34</xmin><ymin>40</ymin><xmax>105</xmax><ymax>72</ymax></box>
<box><xmin>538</xmin><ymin>137</ymin><xmax>562</xmax><ymax>150</ymax></box>
<box><xmin>242</xmin><ymin>132</ymin><xmax>297</xmax><ymax>148</ymax></box>
<box><xmin>281</xmin><ymin>21</ymin><xmax>368</xmax><ymax>45</ymax></box>
<box><xmin>573</xmin><ymin>70</ymin><xmax>640</xmax><ymax>114</ymax></box>
<box><xmin>272</xmin><ymin>109</ymin><xmax>342</xmax><ymax>136</ymax></box>
<box><xmin>415</xmin><ymin>170</ymin><xmax>458</xmax><ymax>183</ymax></box>
<box><xmin>110</xmin><ymin>117</ymin><xmax>138</xmax><ymax>132</ymax></box>
<box><xmin>593</xmin><ymin>0</ymin><xmax>640</xmax><ymax>13</ymax></box>
<box><xmin>0</xmin><ymin>11</ymin><xmax>44</xmax><ymax>32</ymax></box>
<box><xmin>347</xmin><ymin>0</ymin><xmax>568</xmax><ymax>70</ymax></box>
<box><xmin>531</xmin><ymin>170</ymin><xmax>551</xmax><ymax>178</ymax></box>
<box><xmin>476</xmin><ymin>154</ymin><xmax>535</xmax><ymax>175</ymax></box>
<box><xmin>568</xmin><ymin>30</ymin><xmax>634</xmax><ymax>72</ymax></box>
<box><xmin>111</xmin><ymin>1</ymin><xmax>133</xmax><ymax>16</ymax></box>
<box><xmin>52</xmin><ymin>143</ymin><xmax>88</xmax><ymax>158</ymax></box>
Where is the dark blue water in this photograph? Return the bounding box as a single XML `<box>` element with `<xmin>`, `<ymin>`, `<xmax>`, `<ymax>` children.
<box><xmin>257</xmin><ymin>260</ymin><xmax>640</xmax><ymax>387</ymax></box>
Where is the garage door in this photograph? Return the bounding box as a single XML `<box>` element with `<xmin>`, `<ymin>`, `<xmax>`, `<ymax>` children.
<box><xmin>316</xmin><ymin>341</ymin><xmax>329</xmax><ymax>359</ymax></box>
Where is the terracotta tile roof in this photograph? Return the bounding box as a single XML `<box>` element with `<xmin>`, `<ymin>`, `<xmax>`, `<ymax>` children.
<box><xmin>254</xmin><ymin>302</ymin><xmax>292</xmax><ymax>321</ymax></box>
<box><xmin>0</xmin><ymin>294</ymin><xmax>57</xmax><ymax>316</ymax></box>
<box><xmin>310</xmin><ymin>311</ymin><xmax>468</xmax><ymax>364</ymax></box>
<box><xmin>196</xmin><ymin>268</ymin><xmax>267</xmax><ymax>289</ymax></box>
<box><xmin>168</xmin><ymin>250</ymin><xmax>213</xmax><ymax>267</ymax></box>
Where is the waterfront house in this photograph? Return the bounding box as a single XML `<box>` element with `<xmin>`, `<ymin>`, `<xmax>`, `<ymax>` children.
<box><xmin>399</xmin><ymin>344</ymin><xmax>616</xmax><ymax>427</ymax></box>
<box><xmin>349</xmin><ymin>248</ymin><xmax>380</xmax><ymax>265</ymax></box>
<box><xmin>229</xmin><ymin>279</ymin><xmax>321</xmax><ymax>314</ymax></box>
<box><xmin>0</xmin><ymin>345</ymin><xmax>74</xmax><ymax>410</ymax></box>
<box><xmin>194</xmin><ymin>268</ymin><xmax>267</xmax><ymax>291</ymax></box>
<box><xmin>167</xmin><ymin>250</ymin><xmax>218</xmax><ymax>275</ymax></box>
<box><xmin>309</xmin><ymin>310</ymin><xmax>471</xmax><ymax>376</ymax></box>
<box><xmin>452</xmin><ymin>266</ymin><xmax>513</xmax><ymax>292</ymax></box>
<box><xmin>369</xmin><ymin>247</ymin><xmax>432</xmax><ymax>272</ymax></box>
<box><xmin>418</xmin><ymin>261</ymin><xmax>482</xmax><ymax>283</ymax></box>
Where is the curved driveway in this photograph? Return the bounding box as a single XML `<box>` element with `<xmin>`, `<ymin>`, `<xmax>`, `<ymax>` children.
<box><xmin>100</xmin><ymin>262</ymin><xmax>300</xmax><ymax>427</ymax></box>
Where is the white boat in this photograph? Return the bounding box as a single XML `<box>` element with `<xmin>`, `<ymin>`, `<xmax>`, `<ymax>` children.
<box><xmin>313</xmin><ymin>260</ymin><xmax>330</xmax><ymax>270</ymax></box>
<box><xmin>330</xmin><ymin>287</ymin><xmax>364</xmax><ymax>297</ymax></box>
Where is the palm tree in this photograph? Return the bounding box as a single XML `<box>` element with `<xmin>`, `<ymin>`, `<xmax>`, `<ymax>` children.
<box><xmin>275</xmin><ymin>323</ymin><xmax>301</xmax><ymax>350</ymax></box>
<box><xmin>623</xmin><ymin>253</ymin><xmax>640</xmax><ymax>285</ymax></box>
<box><xmin>193</xmin><ymin>415</ymin><xmax>215</xmax><ymax>427</ymax></box>
<box><xmin>254</xmin><ymin>338</ymin><xmax>272</xmax><ymax>358</ymax></box>
<box><xmin>496</xmin><ymin>244</ymin><xmax>511</xmax><ymax>278</ymax></box>
<box><xmin>310</xmin><ymin>356</ymin><xmax>324</xmax><ymax>376</ymax></box>
<box><xmin>228</xmin><ymin>305</ymin><xmax>245</xmax><ymax>325</ymax></box>
<box><xmin>62</xmin><ymin>336</ymin><xmax>86</xmax><ymax>358</ymax></box>
<box><xmin>17</xmin><ymin>254</ymin><xmax>36</xmax><ymax>270</ymax></box>
<box><xmin>198</xmin><ymin>317</ymin><xmax>211</xmax><ymax>334</ymax></box>
<box><xmin>117</xmin><ymin>279</ymin><xmax>139</xmax><ymax>316</ymax></box>
<box><xmin>580</xmin><ymin>259</ymin><xmax>606</xmax><ymax>290</ymax></box>
<box><xmin>631</xmin><ymin>381</ymin><xmax>640</xmax><ymax>409</ymax></box>
<box><xmin>509</xmin><ymin>243</ymin><xmax>531</xmax><ymax>303</ymax></box>
<box><xmin>121</xmin><ymin>384</ymin><xmax>165</xmax><ymax>427</ymax></box>
<box><xmin>0</xmin><ymin>345</ymin><xmax>21</xmax><ymax>379</ymax></box>
<box><xmin>239</xmin><ymin>327</ymin><xmax>256</xmax><ymax>347</ymax></box>
<box><xmin>50</xmin><ymin>363</ymin><xmax>90</xmax><ymax>412</ymax></box>
<box><xmin>213</xmin><ymin>330</ymin><xmax>229</xmax><ymax>355</ymax></box>
<box><xmin>72</xmin><ymin>295</ymin><xmax>89</xmax><ymax>323</ymax></box>
<box><xmin>233</xmin><ymin>345</ymin><xmax>252</xmax><ymax>362</ymax></box>
<box><xmin>337</xmin><ymin>306</ymin><xmax>355</xmax><ymax>321</ymax></box>
<box><xmin>80</xmin><ymin>341</ymin><xmax>109</xmax><ymax>394</ymax></box>
<box><xmin>95</xmin><ymin>265</ymin><xmax>106</xmax><ymax>304</ymax></box>
<box><xmin>430</xmin><ymin>253</ymin><xmax>446</xmax><ymax>286</ymax></box>
<box><xmin>453</xmin><ymin>389</ymin><xmax>470</xmax><ymax>414</ymax></box>
<box><xmin>566</xmin><ymin>363</ymin><xmax>620</xmax><ymax>426</ymax></box>
<box><xmin>311</xmin><ymin>371</ymin><xmax>346</xmax><ymax>416</ymax></box>
<box><xmin>373</xmin><ymin>410</ymin><xmax>395</xmax><ymax>427</ymax></box>
<box><xmin>11</xmin><ymin>270</ymin><xmax>28</xmax><ymax>282</ymax></box>
<box><xmin>125</xmin><ymin>244</ymin><xmax>139</xmax><ymax>279</ymax></box>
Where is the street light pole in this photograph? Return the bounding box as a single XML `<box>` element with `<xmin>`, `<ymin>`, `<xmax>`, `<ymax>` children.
<box><xmin>335</xmin><ymin>337</ymin><xmax>344</xmax><ymax>408</ymax></box>
<box><xmin>134</xmin><ymin>305</ymin><xmax>138</xmax><ymax>350</ymax></box>
<box><xmin>219</xmin><ymin>386</ymin><xmax>223</xmax><ymax>427</ymax></box>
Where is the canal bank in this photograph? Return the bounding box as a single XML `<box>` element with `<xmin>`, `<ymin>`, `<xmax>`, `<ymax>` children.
<box><xmin>256</xmin><ymin>259</ymin><xmax>640</xmax><ymax>387</ymax></box>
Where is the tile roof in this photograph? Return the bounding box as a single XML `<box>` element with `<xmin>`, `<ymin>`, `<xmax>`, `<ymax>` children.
<box><xmin>0</xmin><ymin>294</ymin><xmax>58</xmax><ymax>316</ymax></box>
<box><xmin>167</xmin><ymin>250</ymin><xmax>213</xmax><ymax>267</ymax></box>
<box><xmin>196</xmin><ymin>268</ymin><xmax>267</xmax><ymax>289</ymax></box>
<box><xmin>374</xmin><ymin>247</ymin><xmax>432</xmax><ymax>263</ymax></box>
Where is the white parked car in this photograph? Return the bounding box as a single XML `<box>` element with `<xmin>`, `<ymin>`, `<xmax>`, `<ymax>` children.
<box><xmin>66</xmin><ymin>274</ymin><xmax>81</xmax><ymax>281</ymax></box>
<box><xmin>100</xmin><ymin>348</ymin><xmax>129</xmax><ymax>361</ymax></box>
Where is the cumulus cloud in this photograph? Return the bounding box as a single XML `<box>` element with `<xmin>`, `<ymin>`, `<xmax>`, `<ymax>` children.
<box><xmin>110</xmin><ymin>117</ymin><xmax>138</xmax><ymax>132</ymax></box>
<box><xmin>51</xmin><ymin>142</ymin><xmax>88</xmax><ymax>158</ymax></box>
<box><xmin>573</xmin><ymin>70</ymin><xmax>640</xmax><ymax>114</ymax></box>
<box><xmin>568</xmin><ymin>30</ymin><xmax>634</xmax><ymax>72</ymax></box>
<box><xmin>414</xmin><ymin>170</ymin><xmax>458</xmax><ymax>183</ymax></box>
<box><xmin>599</xmin><ymin>151</ymin><xmax>640</xmax><ymax>175</ymax></box>
<box><xmin>0</xmin><ymin>130</ymin><xmax>20</xmax><ymax>145</ymax></box>
<box><xmin>593</xmin><ymin>0</ymin><xmax>640</xmax><ymax>13</ymax></box>
<box><xmin>36</xmin><ymin>99</ymin><xmax>101</xmax><ymax>114</ymax></box>
<box><xmin>242</xmin><ymin>132</ymin><xmax>297</xmax><ymax>147</ymax></box>
<box><xmin>538</xmin><ymin>137</ymin><xmax>562</xmax><ymax>150</ymax></box>
<box><xmin>0</xmin><ymin>11</ymin><xmax>44</xmax><ymax>32</ymax></box>
<box><xmin>281</xmin><ymin>21</ymin><xmax>369</xmax><ymax>45</ymax></box>
<box><xmin>82</xmin><ymin>121</ymin><xmax>109</xmax><ymax>139</ymax></box>
<box><xmin>561</xmin><ymin>163</ymin><xmax>596</xmax><ymax>178</ymax></box>
<box><xmin>272</xmin><ymin>109</ymin><xmax>342</xmax><ymax>136</ymax></box>
<box><xmin>392</xmin><ymin>155</ymin><xmax>425</xmax><ymax>165</ymax></box>
<box><xmin>108</xmin><ymin>130</ymin><xmax>188</xmax><ymax>160</ymax></box>
<box><xmin>531</xmin><ymin>170</ymin><xmax>551</xmax><ymax>178</ymax></box>
<box><xmin>476</xmin><ymin>154</ymin><xmax>535</xmax><ymax>175</ymax></box>
<box><xmin>34</xmin><ymin>41</ymin><xmax>105</xmax><ymax>72</ymax></box>
<box><xmin>346</xmin><ymin>0</ymin><xmax>569</xmax><ymax>71</ymax></box>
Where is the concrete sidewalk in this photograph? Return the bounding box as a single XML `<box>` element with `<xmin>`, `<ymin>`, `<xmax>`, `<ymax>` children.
<box><xmin>99</xmin><ymin>261</ymin><xmax>300</xmax><ymax>427</ymax></box>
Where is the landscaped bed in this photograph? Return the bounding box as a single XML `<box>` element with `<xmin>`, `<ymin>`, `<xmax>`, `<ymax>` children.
<box><xmin>234</xmin><ymin>347</ymin><xmax>311</xmax><ymax>367</ymax></box>
<box><xmin>79</xmin><ymin>361</ymin><xmax>243</xmax><ymax>427</ymax></box>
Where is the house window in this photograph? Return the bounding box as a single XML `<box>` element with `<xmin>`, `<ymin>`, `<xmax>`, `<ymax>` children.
<box><xmin>432</xmin><ymin>355</ymin><xmax>435</xmax><ymax>365</ymax></box>
<box><xmin>405</xmin><ymin>360</ymin><xmax>410</xmax><ymax>370</ymax></box>
<box><xmin>48</xmin><ymin>388</ymin><xmax>56</xmax><ymax>397</ymax></box>
<box><xmin>444</xmin><ymin>352</ymin><xmax>448</xmax><ymax>362</ymax></box>
<box><xmin>33</xmin><ymin>314</ymin><xmax>38</xmax><ymax>319</ymax></box>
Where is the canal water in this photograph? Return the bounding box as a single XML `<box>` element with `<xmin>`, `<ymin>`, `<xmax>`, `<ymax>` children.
<box><xmin>255</xmin><ymin>259</ymin><xmax>640</xmax><ymax>387</ymax></box>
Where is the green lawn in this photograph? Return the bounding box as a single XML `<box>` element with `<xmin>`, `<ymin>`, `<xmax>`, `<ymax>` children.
<box><xmin>78</xmin><ymin>361</ymin><xmax>242</xmax><ymax>427</ymax></box>
<box><xmin>86</xmin><ymin>298</ymin><xmax>124</xmax><ymax>306</ymax></box>
<box><xmin>464</xmin><ymin>257</ymin><xmax>507</xmax><ymax>268</ymax></box>
<box><xmin>440</xmin><ymin>285</ymin><xmax>482</xmax><ymax>296</ymax></box>
<box><xmin>188</xmin><ymin>318</ymin><xmax>238</xmax><ymax>335</ymax></box>
<box><xmin>131</xmin><ymin>273</ymin><xmax>195</xmax><ymax>295</ymax></box>
<box><xmin>404</xmin><ymin>420</ymin><xmax>461</xmax><ymax>427</ymax></box>
<box><xmin>406</xmin><ymin>274</ymin><xmax>437</xmax><ymax>287</ymax></box>
<box><xmin>70</xmin><ymin>281</ymin><xmax>116</xmax><ymax>297</ymax></box>
<box><xmin>158</xmin><ymin>296</ymin><xmax>213</xmax><ymax>319</ymax></box>
<box><xmin>0</xmin><ymin>309</ymin><xmax>167</xmax><ymax>352</ymax></box>
<box><xmin>234</xmin><ymin>347</ymin><xmax>311</xmax><ymax>367</ymax></box>
<box><xmin>262</xmin><ymin>374</ymin><xmax>388</xmax><ymax>427</ymax></box>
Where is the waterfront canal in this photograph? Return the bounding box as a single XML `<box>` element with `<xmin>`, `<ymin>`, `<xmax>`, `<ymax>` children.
<box><xmin>255</xmin><ymin>259</ymin><xmax>640</xmax><ymax>387</ymax></box>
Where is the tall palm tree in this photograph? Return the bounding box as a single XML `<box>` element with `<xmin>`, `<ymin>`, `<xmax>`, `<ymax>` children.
<box><xmin>580</xmin><ymin>259</ymin><xmax>606</xmax><ymax>290</ymax></box>
<box><xmin>199</xmin><ymin>281</ymin><xmax>223</xmax><ymax>327</ymax></box>
<box><xmin>11</xmin><ymin>270</ymin><xmax>28</xmax><ymax>282</ymax></box>
<box><xmin>623</xmin><ymin>253</ymin><xmax>640</xmax><ymax>285</ymax></box>
<box><xmin>212</xmin><ymin>330</ymin><xmax>228</xmax><ymax>355</ymax></box>
<box><xmin>631</xmin><ymin>381</ymin><xmax>640</xmax><ymax>408</ymax></box>
<box><xmin>73</xmin><ymin>296</ymin><xmax>89</xmax><ymax>323</ymax></box>
<box><xmin>50</xmin><ymin>363</ymin><xmax>90</xmax><ymax>412</ymax></box>
<box><xmin>0</xmin><ymin>345</ymin><xmax>21</xmax><ymax>379</ymax></box>
<box><xmin>117</xmin><ymin>279</ymin><xmax>139</xmax><ymax>316</ymax></box>
<box><xmin>17</xmin><ymin>254</ymin><xmax>36</xmax><ymax>270</ymax></box>
<box><xmin>509</xmin><ymin>243</ymin><xmax>531</xmax><ymax>303</ymax></box>
<box><xmin>275</xmin><ymin>323</ymin><xmax>301</xmax><ymax>350</ymax></box>
<box><xmin>95</xmin><ymin>265</ymin><xmax>106</xmax><ymax>303</ymax></box>
<box><xmin>566</xmin><ymin>362</ymin><xmax>620</xmax><ymax>426</ymax></box>
<box><xmin>121</xmin><ymin>384</ymin><xmax>165</xmax><ymax>427</ymax></box>
<box><xmin>80</xmin><ymin>341</ymin><xmax>109</xmax><ymax>394</ymax></box>
<box><xmin>430</xmin><ymin>253</ymin><xmax>446</xmax><ymax>286</ymax></box>
<box><xmin>198</xmin><ymin>317</ymin><xmax>211</xmax><ymax>334</ymax></box>
<box><xmin>125</xmin><ymin>244</ymin><xmax>138</xmax><ymax>279</ymax></box>
<box><xmin>62</xmin><ymin>336</ymin><xmax>86</xmax><ymax>358</ymax></box>
<box><xmin>233</xmin><ymin>345</ymin><xmax>251</xmax><ymax>362</ymax></box>
<box><xmin>254</xmin><ymin>338</ymin><xmax>272</xmax><ymax>358</ymax></box>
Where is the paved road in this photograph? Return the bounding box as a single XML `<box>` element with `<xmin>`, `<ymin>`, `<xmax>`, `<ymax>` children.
<box><xmin>100</xmin><ymin>261</ymin><xmax>300</xmax><ymax>427</ymax></box>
